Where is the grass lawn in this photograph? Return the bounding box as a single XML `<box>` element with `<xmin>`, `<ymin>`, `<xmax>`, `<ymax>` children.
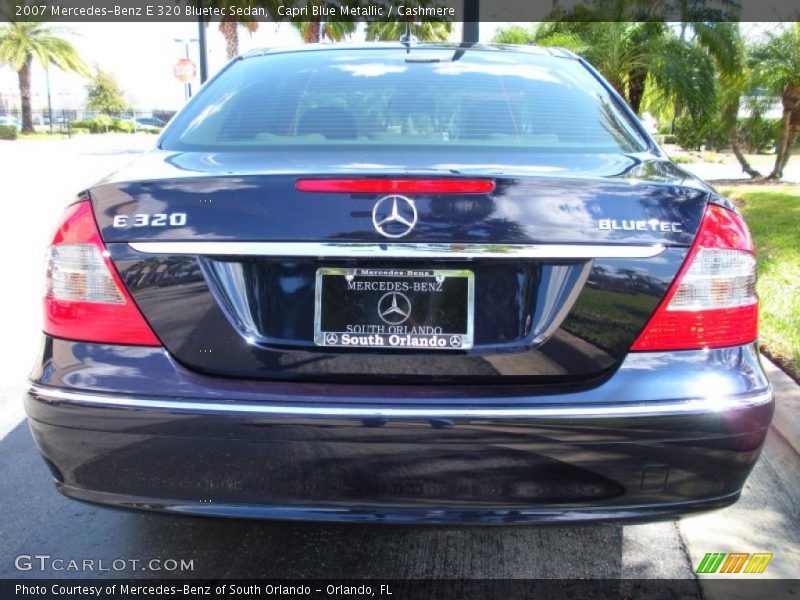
<box><xmin>721</xmin><ymin>185</ymin><xmax>800</xmax><ymax>379</ymax></box>
<box><xmin>16</xmin><ymin>132</ymin><xmax>72</xmax><ymax>141</ymax></box>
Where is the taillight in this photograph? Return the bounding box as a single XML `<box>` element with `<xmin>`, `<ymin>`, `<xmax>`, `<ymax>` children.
<box><xmin>44</xmin><ymin>201</ymin><xmax>160</xmax><ymax>346</ymax></box>
<box><xmin>295</xmin><ymin>178</ymin><xmax>496</xmax><ymax>194</ymax></box>
<box><xmin>630</xmin><ymin>203</ymin><xmax>757</xmax><ymax>351</ymax></box>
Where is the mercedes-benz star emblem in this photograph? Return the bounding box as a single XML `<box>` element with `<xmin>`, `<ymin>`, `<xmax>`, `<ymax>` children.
<box><xmin>372</xmin><ymin>195</ymin><xmax>418</xmax><ymax>238</ymax></box>
<box><xmin>377</xmin><ymin>291</ymin><xmax>412</xmax><ymax>325</ymax></box>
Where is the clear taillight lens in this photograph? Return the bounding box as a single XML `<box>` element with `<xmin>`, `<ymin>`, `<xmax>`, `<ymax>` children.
<box><xmin>47</xmin><ymin>244</ymin><xmax>125</xmax><ymax>304</ymax></box>
<box><xmin>667</xmin><ymin>248</ymin><xmax>757</xmax><ymax>310</ymax></box>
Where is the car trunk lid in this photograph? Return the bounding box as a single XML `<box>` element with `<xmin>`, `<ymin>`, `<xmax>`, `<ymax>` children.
<box><xmin>93</xmin><ymin>151</ymin><xmax>707</xmax><ymax>384</ymax></box>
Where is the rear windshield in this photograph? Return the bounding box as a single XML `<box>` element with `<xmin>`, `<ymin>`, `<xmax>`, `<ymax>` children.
<box><xmin>161</xmin><ymin>47</ymin><xmax>649</xmax><ymax>153</ymax></box>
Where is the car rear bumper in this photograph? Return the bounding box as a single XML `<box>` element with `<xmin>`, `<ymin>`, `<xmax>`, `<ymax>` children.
<box><xmin>25</xmin><ymin>338</ymin><xmax>774</xmax><ymax>524</ymax></box>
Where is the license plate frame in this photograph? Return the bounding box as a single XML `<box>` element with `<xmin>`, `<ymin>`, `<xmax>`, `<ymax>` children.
<box><xmin>314</xmin><ymin>267</ymin><xmax>474</xmax><ymax>351</ymax></box>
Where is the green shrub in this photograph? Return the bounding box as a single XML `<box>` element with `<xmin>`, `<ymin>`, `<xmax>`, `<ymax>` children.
<box><xmin>674</xmin><ymin>115</ymin><xmax>712</xmax><ymax>150</ymax></box>
<box><xmin>673</xmin><ymin>114</ymin><xmax>733</xmax><ymax>150</ymax></box>
<box><xmin>739</xmin><ymin>118</ymin><xmax>780</xmax><ymax>153</ymax></box>
<box><xmin>114</xmin><ymin>121</ymin><xmax>135</xmax><ymax>133</ymax></box>
<box><xmin>70</xmin><ymin>127</ymin><xmax>90</xmax><ymax>135</ymax></box>
<box><xmin>0</xmin><ymin>124</ymin><xmax>18</xmax><ymax>140</ymax></box>
<box><xmin>655</xmin><ymin>133</ymin><xmax>678</xmax><ymax>145</ymax></box>
<box><xmin>703</xmin><ymin>125</ymin><xmax>729</xmax><ymax>151</ymax></box>
<box><xmin>69</xmin><ymin>119</ymin><xmax>102</xmax><ymax>133</ymax></box>
<box><xmin>70</xmin><ymin>116</ymin><xmax>117</xmax><ymax>134</ymax></box>
<box><xmin>657</xmin><ymin>122</ymin><xmax>673</xmax><ymax>135</ymax></box>
<box><xmin>671</xmin><ymin>113</ymin><xmax>782</xmax><ymax>154</ymax></box>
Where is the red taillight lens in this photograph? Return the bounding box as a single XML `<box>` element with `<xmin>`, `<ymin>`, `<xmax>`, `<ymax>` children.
<box><xmin>44</xmin><ymin>201</ymin><xmax>160</xmax><ymax>346</ymax></box>
<box><xmin>630</xmin><ymin>204</ymin><xmax>758</xmax><ymax>351</ymax></box>
<box><xmin>295</xmin><ymin>178</ymin><xmax>495</xmax><ymax>194</ymax></box>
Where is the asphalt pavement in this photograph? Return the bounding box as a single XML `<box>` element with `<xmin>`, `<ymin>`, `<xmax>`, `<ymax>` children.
<box><xmin>0</xmin><ymin>136</ymin><xmax>797</xmax><ymax>588</ymax></box>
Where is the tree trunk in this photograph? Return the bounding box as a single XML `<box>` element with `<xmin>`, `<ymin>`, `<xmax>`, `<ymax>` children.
<box><xmin>628</xmin><ymin>69</ymin><xmax>647</xmax><ymax>115</ymax></box>
<box><xmin>779</xmin><ymin>108</ymin><xmax>800</xmax><ymax>172</ymax></box>
<box><xmin>767</xmin><ymin>109</ymin><xmax>790</xmax><ymax>179</ymax></box>
<box><xmin>730</xmin><ymin>127</ymin><xmax>761</xmax><ymax>178</ymax></box>
<box><xmin>768</xmin><ymin>85</ymin><xmax>800</xmax><ymax>180</ymax></box>
<box><xmin>18</xmin><ymin>57</ymin><xmax>34</xmax><ymax>134</ymax></box>
<box><xmin>607</xmin><ymin>77</ymin><xmax>626</xmax><ymax>100</ymax></box>
<box><xmin>219</xmin><ymin>20</ymin><xmax>239</xmax><ymax>60</ymax></box>
<box><xmin>303</xmin><ymin>20</ymin><xmax>321</xmax><ymax>44</ymax></box>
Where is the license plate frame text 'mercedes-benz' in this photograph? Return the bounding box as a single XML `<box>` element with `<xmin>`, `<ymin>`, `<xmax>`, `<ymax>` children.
<box><xmin>314</xmin><ymin>267</ymin><xmax>475</xmax><ymax>350</ymax></box>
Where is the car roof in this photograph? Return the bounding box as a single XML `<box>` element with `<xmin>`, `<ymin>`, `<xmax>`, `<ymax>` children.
<box><xmin>241</xmin><ymin>42</ymin><xmax>578</xmax><ymax>61</ymax></box>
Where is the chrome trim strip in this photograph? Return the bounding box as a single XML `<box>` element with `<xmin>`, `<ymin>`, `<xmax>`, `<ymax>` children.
<box><xmin>29</xmin><ymin>385</ymin><xmax>773</xmax><ymax>420</ymax></box>
<box><xmin>127</xmin><ymin>241</ymin><xmax>666</xmax><ymax>259</ymax></box>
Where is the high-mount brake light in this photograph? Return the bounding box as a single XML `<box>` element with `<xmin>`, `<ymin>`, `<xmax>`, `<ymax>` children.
<box><xmin>44</xmin><ymin>201</ymin><xmax>160</xmax><ymax>346</ymax></box>
<box><xmin>631</xmin><ymin>203</ymin><xmax>757</xmax><ymax>351</ymax></box>
<box><xmin>294</xmin><ymin>178</ymin><xmax>496</xmax><ymax>194</ymax></box>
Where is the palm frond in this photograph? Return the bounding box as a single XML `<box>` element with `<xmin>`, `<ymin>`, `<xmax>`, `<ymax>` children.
<box><xmin>535</xmin><ymin>32</ymin><xmax>588</xmax><ymax>55</ymax></box>
<box><xmin>365</xmin><ymin>21</ymin><xmax>451</xmax><ymax>42</ymax></box>
<box><xmin>648</xmin><ymin>37</ymin><xmax>716</xmax><ymax>120</ymax></box>
<box><xmin>690</xmin><ymin>21</ymin><xmax>744</xmax><ymax>76</ymax></box>
<box><xmin>491</xmin><ymin>25</ymin><xmax>536</xmax><ymax>45</ymax></box>
<box><xmin>0</xmin><ymin>20</ymin><xmax>88</xmax><ymax>74</ymax></box>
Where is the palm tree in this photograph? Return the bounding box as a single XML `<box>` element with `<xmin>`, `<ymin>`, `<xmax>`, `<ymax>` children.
<box><xmin>750</xmin><ymin>23</ymin><xmax>800</xmax><ymax>180</ymax></box>
<box><xmin>322</xmin><ymin>21</ymin><xmax>356</xmax><ymax>41</ymax></box>
<box><xmin>0</xmin><ymin>21</ymin><xmax>88</xmax><ymax>132</ymax></box>
<box><xmin>291</xmin><ymin>0</ymin><xmax>356</xmax><ymax>45</ymax></box>
<box><xmin>213</xmin><ymin>0</ymin><xmax>282</xmax><ymax>59</ymax></box>
<box><xmin>219</xmin><ymin>19</ymin><xmax>259</xmax><ymax>60</ymax></box>
<box><xmin>530</xmin><ymin>22</ymin><xmax>717</xmax><ymax>121</ymax></box>
<box><xmin>365</xmin><ymin>21</ymin><xmax>452</xmax><ymax>42</ymax></box>
<box><xmin>293</xmin><ymin>20</ymin><xmax>322</xmax><ymax>44</ymax></box>
<box><xmin>702</xmin><ymin>23</ymin><xmax>761</xmax><ymax>178</ymax></box>
<box><xmin>292</xmin><ymin>19</ymin><xmax>355</xmax><ymax>44</ymax></box>
<box><xmin>497</xmin><ymin>0</ymin><xmax>742</xmax><ymax>123</ymax></box>
<box><xmin>496</xmin><ymin>20</ymin><xmax>763</xmax><ymax>174</ymax></box>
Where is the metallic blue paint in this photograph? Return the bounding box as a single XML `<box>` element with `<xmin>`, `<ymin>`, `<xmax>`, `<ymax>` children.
<box><xmin>27</xmin><ymin>338</ymin><xmax>772</xmax><ymax>523</ymax></box>
<box><xmin>92</xmin><ymin>163</ymin><xmax>707</xmax><ymax>246</ymax></box>
<box><xmin>31</xmin><ymin>339</ymin><xmax>770</xmax><ymax>405</ymax></box>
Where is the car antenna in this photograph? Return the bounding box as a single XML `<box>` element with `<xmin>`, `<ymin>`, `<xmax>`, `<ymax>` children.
<box><xmin>451</xmin><ymin>41</ymin><xmax>476</xmax><ymax>62</ymax></box>
<box><xmin>399</xmin><ymin>21</ymin><xmax>412</xmax><ymax>52</ymax></box>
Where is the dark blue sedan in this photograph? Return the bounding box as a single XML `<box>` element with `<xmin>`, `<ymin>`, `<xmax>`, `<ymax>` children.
<box><xmin>26</xmin><ymin>43</ymin><xmax>773</xmax><ymax>524</ymax></box>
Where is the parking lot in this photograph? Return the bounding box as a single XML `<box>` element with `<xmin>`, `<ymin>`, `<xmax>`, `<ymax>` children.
<box><xmin>0</xmin><ymin>135</ymin><xmax>798</xmax><ymax>588</ymax></box>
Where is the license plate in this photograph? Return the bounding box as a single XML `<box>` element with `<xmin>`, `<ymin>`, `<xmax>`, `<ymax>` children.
<box><xmin>314</xmin><ymin>267</ymin><xmax>474</xmax><ymax>350</ymax></box>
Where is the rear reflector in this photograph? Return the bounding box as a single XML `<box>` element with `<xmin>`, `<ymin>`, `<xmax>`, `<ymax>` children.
<box><xmin>44</xmin><ymin>201</ymin><xmax>160</xmax><ymax>346</ymax></box>
<box><xmin>295</xmin><ymin>178</ymin><xmax>495</xmax><ymax>194</ymax></box>
<box><xmin>631</xmin><ymin>204</ymin><xmax>757</xmax><ymax>351</ymax></box>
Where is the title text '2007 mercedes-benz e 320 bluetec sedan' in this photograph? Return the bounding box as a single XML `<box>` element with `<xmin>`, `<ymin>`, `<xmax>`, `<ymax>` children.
<box><xmin>26</xmin><ymin>43</ymin><xmax>773</xmax><ymax>524</ymax></box>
